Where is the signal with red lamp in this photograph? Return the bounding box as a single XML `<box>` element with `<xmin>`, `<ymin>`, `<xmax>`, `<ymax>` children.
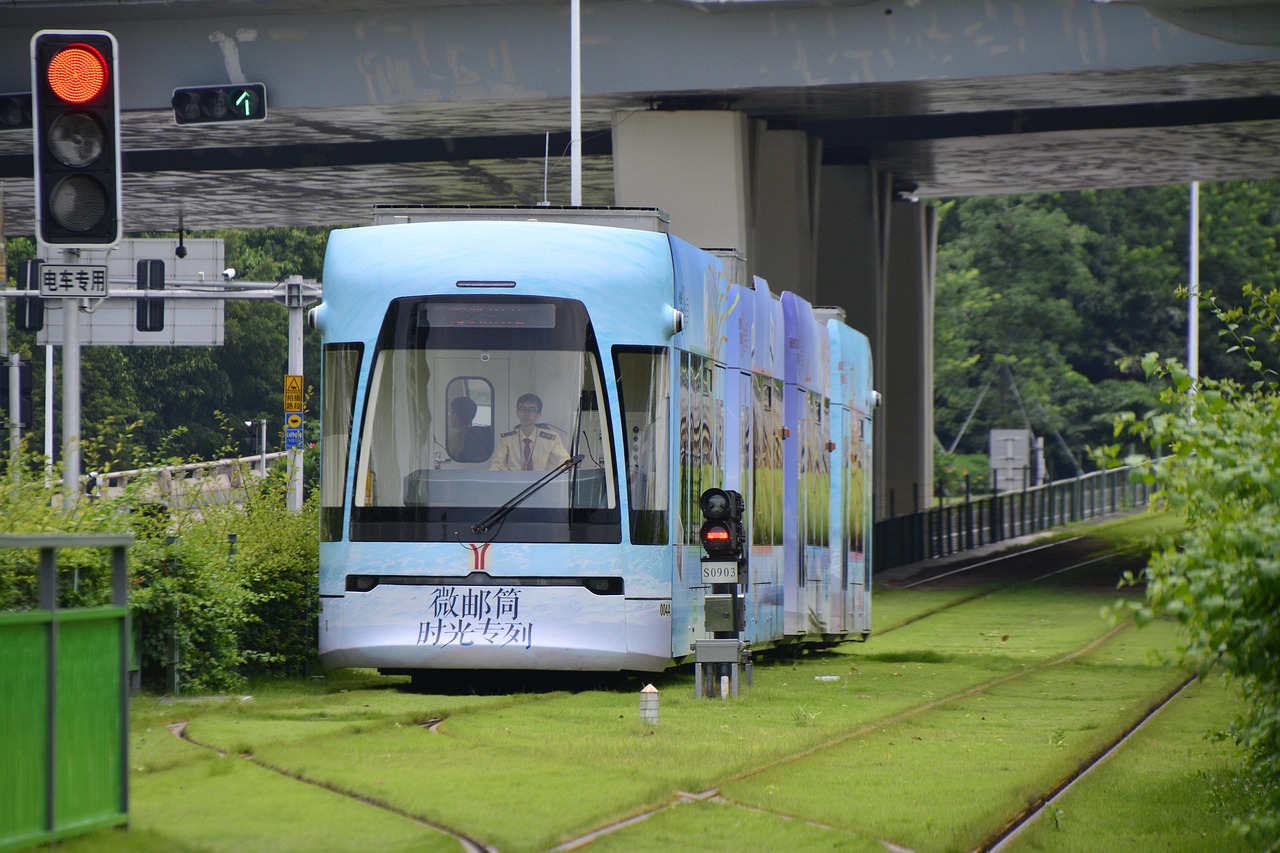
<box><xmin>698</xmin><ymin>487</ymin><xmax>745</xmax><ymax>559</ymax></box>
<box><xmin>31</xmin><ymin>30</ymin><xmax>121</xmax><ymax>247</ymax></box>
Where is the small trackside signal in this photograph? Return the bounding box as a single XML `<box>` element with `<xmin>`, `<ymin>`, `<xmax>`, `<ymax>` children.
<box><xmin>698</xmin><ymin>488</ymin><xmax>745</xmax><ymax>559</ymax></box>
<box><xmin>31</xmin><ymin>30</ymin><xmax>122</xmax><ymax>248</ymax></box>
<box><xmin>171</xmin><ymin>83</ymin><xmax>267</xmax><ymax>125</ymax></box>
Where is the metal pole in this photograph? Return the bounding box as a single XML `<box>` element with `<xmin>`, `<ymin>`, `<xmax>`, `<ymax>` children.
<box><xmin>259</xmin><ymin>418</ymin><xmax>267</xmax><ymax>475</ymax></box>
<box><xmin>62</xmin><ymin>294</ymin><xmax>81</xmax><ymax>506</ymax></box>
<box><xmin>45</xmin><ymin>343</ymin><xmax>53</xmax><ymax>482</ymax></box>
<box><xmin>570</xmin><ymin>0</ymin><xmax>582</xmax><ymax>206</ymax></box>
<box><xmin>286</xmin><ymin>277</ymin><xmax>304</xmax><ymax>511</ymax></box>
<box><xmin>1189</xmin><ymin>181</ymin><xmax>1200</xmax><ymax>386</ymax></box>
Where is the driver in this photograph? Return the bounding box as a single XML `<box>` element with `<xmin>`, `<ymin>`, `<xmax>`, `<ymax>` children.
<box><xmin>491</xmin><ymin>393</ymin><xmax>571</xmax><ymax>471</ymax></box>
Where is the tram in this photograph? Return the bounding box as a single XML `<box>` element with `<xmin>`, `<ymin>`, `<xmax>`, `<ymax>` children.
<box><xmin>314</xmin><ymin>207</ymin><xmax>876</xmax><ymax>675</ymax></box>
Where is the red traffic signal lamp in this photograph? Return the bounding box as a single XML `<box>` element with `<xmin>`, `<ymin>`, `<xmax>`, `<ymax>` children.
<box><xmin>171</xmin><ymin>83</ymin><xmax>266</xmax><ymax>125</ymax></box>
<box><xmin>31</xmin><ymin>30</ymin><xmax>121</xmax><ymax>247</ymax></box>
<box><xmin>698</xmin><ymin>488</ymin><xmax>745</xmax><ymax>559</ymax></box>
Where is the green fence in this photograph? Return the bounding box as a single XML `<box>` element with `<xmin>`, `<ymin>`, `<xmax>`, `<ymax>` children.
<box><xmin>0</xmin><ymin>534</ymin><xmax>132</xmax><ymax>853</ymax></box>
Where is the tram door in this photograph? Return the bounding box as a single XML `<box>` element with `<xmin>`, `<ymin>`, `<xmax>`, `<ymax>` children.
<box><xmin>829</xmin><ymin>403</ymin><xmax>851</xmax><ymax>635</ymax></box>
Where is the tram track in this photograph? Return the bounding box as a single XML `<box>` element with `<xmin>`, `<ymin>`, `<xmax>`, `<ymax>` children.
<box><xmin>877</xmin><ymin>537</ymin><xmax>1149</xmax><ymax>636</ymax></box>
<box><xmin>166</xmin><ymin>720</ymin><xmax>498</xmax><ymax>853</ymax></box>
<box><xmin>553</xmin><ymin>535</ymin><xmax>1166</xmax><ymax>850</ymax></box>
<box><xmin>981</xmin><ymin>674</ymin><xmax>1199</xmax><ymax>852</ymax></box>
<box><xmin>155</xmin><ymin>533</ymin><xmax>1170</xmax><ymax>852</ymax></box>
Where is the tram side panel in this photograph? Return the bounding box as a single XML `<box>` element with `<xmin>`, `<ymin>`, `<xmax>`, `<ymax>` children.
<box><xmin>827</xmin><ymin>320</ymin><xmax>875</xmax><ymax>639</ymax></box>
<box><xmin>746</xmin><ymin>278</ymin><xmax>786</xmax><ymax>646</ymax></box>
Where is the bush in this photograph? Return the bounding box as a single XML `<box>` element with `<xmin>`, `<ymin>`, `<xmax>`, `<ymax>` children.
<box><xmin>0</xmin><ymin>449</ymin><xmax>319</xmax><ymax>694</ymax></box>
<box><xmin>1118</xmin><ymin>286</ymin><xmax>1280</xmax><ymax>850</ymax></box>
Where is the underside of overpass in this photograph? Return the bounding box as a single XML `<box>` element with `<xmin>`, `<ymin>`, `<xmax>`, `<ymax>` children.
<box><xmin>2</xmin><ymin>0</ymin><xmax>1280</xmax><ymax>514</ymax></box>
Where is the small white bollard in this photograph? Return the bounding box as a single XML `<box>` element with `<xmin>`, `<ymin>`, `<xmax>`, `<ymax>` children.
<box><xmin>720</xmin><ymin>675</ymin><xmax>730</xmax><ymax>700</ymax></box>
<box><xmin>639</xmin><ymin>683</ymin><xmax>659</xmax><ymax>726</ymax></box>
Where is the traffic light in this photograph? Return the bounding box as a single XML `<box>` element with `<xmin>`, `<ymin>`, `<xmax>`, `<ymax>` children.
<box><xmin>171</xmin><ymin>83</ymin><xmax>266</xmax><ymax>125</ymax></box>
<box><xmin>31</xmin><ymin>30</ymin><xmax>121</xmax><ymax>247</ymax></box>
<box><xmin>698</xmin><ymin>488</ymin><xmax>745</xmax><ymax>559</ymax></box>
<box><xmin>135</xmin><ymin>259</ymin><xmax>165</xmax><ymax>331</ymax></box>
<box><xmin>14</xmin><ymin>259</ymin><xmax>44</xmax><ymax>332</ymax></box>
<box><xmin>0</xmin><ymin>93</ymin><xmax>32</xmax><ymax>130</ymax></box>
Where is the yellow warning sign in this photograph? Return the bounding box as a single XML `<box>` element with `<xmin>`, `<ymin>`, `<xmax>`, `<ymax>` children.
<box><xmin>286</xmin><ymin>413</ymin><xmax>303</xmax><ymax>429</ymax></box>
<box><xmin>284</xmin><ymin>374</ymin><xmax>304</xmax><ymax>412</ymax></box>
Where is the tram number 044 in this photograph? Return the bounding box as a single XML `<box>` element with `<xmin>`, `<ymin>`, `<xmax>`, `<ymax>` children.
<box><xmin>701</xmin><ymin>560</ymin><xmax>743</xmax><ymax>585</ymax></box>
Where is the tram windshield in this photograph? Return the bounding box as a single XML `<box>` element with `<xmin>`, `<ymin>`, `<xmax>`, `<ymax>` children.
<box><xmin>350</xmin><ymin>295</ymin><xmax>620</xmax><ymax>544</ymax></box>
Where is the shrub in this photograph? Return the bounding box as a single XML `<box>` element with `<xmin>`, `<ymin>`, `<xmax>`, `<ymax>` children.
<box><xmin>1118</xmin><ymin>286</ymin><xmax>1280</xmax><ymax>850</ymax></box>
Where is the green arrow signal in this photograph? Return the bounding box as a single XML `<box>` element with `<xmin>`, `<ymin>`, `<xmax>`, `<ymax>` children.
<box><xmin>235</xmin><ymin>90</ymin><xmax>253</xmax><ymax>116</ymax></box>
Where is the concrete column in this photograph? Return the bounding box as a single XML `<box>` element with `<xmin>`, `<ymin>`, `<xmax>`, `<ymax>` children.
<box><xmin>816</xmin><ymin>167</ymin><xmax>935</xmax><ymax>519</ymax></box>
<box><xmin>612</xmin><ymin>110</ymin><xmax>751</xmax><ymax>253</ymax></box>
<box><xmin>816</xmin><ymin>165</ymin><xmax>895</xmax><ymax>517</ymax></box>
<box><xmin>882</xmin><ymin>198</ymin><xmax>936</xmax><ymax>516</ymax></box>
<box><xmin>749</xmin><ymin>125</ymin><xmax>821</xmax><ymax>301</ymax></box>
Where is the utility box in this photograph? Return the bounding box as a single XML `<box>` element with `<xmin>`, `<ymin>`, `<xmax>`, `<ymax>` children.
<box><xmin>989</xmin><ymin>429</ymin><xmax>1045</xmax><ymax>492</ymax></box>
<box><xmin>704</xmin><ymin>593</ymin><xmax>743</xmax><ymax>633</ymax></box>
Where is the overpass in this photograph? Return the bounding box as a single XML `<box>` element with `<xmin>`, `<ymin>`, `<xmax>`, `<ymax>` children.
<box><xmin>3</xmin><ymin>0</ymin><xmax>1280</xmax><ymax>513</ymax></box>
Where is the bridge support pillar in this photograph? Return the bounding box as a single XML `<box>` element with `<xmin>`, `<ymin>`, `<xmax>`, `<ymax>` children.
<box><xmin>612</xmin><ymin>109</ymin><xmax>821</xmax><ymax>301</ymax></box>
<box><xmin>614</xmin><ymin>113</ymin><xmax>935</xmax><ymax>520</ymax></box>
<box><xmin>817</xmin><ymin>165</ymin><xmax>935</xmax><ymax>519</ymax></box>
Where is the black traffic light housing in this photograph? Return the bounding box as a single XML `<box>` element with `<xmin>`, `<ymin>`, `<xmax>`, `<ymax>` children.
<box><xmin>698</xmin><ymin>488</ymin><xmax>745</xmax><ymax>559</ymax></box>
<box><xmin>136</xmin><ymin>259</ymin><xmax>166</xmax><ymax>331</ymax></box>
<box><xmin>31</xmin><ymin>30</ymin><xmax>121</xmax><ymax>247</ymax></box>
<box><xmin>171</xmin><ymin>83</ymin><xmax>266</xmax><ymax>125</ymax></box>
<box><xmin>15</xmin><ymin>259</ymin><xmax>45</xmax><ymax>332</ymax></box>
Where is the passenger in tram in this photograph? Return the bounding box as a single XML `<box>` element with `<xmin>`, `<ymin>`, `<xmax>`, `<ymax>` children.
<box><xmin>490</xmin><ymin>393</ymin><xmax>570</xmax><ymax>471</ymax></box>
<box><xmin>446</xmin><ymin>396</ymin><xmax>493</xmax><ymax>463</ymax></box>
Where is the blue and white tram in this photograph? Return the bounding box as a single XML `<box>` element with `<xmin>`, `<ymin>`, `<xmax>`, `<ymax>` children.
<box><xmin>314</xmin><ymin>209</ymin><xmax>876</xmax><ymax>675</ymax></box>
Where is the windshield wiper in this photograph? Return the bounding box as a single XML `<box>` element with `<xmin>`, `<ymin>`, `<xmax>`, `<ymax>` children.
<box><xmin>471</xmin><ymin>454</ymin><xmax>585</xmax><ymax>535</ymax></box>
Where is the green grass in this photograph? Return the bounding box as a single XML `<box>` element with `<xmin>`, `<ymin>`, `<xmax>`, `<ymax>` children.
<box><xmin>1006</xmin><ymin>671</ymin><xmax>1254</xmax><ymax>852</ymax></box>
<box><xmin>44</xmin><ymin>514</ymin><xmax>1254</xmax><ymax>853</ymax></box>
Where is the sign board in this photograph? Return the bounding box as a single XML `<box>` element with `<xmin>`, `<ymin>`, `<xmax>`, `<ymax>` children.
<box><xmin>37</xmin><ymin>299</ymin><xmax>224</xmax><ymax>346</ymax></box>
<box><xmin>284</xmin><ymin>375</ymin><xmax>304</xmax><ymax>412</ymax></box>
<box><xmin>284</xmin><ymin>412</ymin><xmax>303</xmax><ymax>450</ymax></box>
<box><xmin>700</xmin><ymin>559</ymin><xmax>744</xmax><ymax>585</ymax></box>
<box><xmin>58</xmin><ymin>238</ymin><xmax>225</xmax><ymax>282</ymax></box>
<box><xmin>38</xmin><ymin>264</ymin><xmax>109</xmax><ymax>297</ymax></box>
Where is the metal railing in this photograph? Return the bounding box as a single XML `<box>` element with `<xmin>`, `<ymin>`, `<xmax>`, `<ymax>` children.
<box><xmin>873</xmin><ymin>466</ymin><xmax>1153</xmax><ymax>572</ymax></box>
<box><xmin>0</xmin><ymin>534</ymin><xmax>133</xmax><ymax>853</ymax></box>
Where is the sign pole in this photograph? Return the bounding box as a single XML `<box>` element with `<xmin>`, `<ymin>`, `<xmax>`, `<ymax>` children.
<box><xmin>285</xmin><ymin>276</ymin><xmax>304</xmax><ymax>512</ymax></box>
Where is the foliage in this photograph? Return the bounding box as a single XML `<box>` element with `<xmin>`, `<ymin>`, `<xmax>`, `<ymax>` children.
<box><xmin>934</xmin><ymin>183</ymin><xmax>1280</xmax><ymax>479</ymax></box>
<box><xmin>0</xmin><ymin>443</ymin><xmax>320</xmax><ymax>693</ymax></box>
<box><xmin>933</xmin><ymin>449</ymin><xmax>990</xmax><ymax>498</ymax></box>
<box><xmin>1113</xmin><ymin>288</ymin><xmax>1280</xmax><ymax>850</ymax></box>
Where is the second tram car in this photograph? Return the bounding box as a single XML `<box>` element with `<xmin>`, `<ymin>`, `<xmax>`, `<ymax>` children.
<box><xmin>315</xmin><ymin>208</ymin><xmax>876</xmax><ymax>675</ymax></box>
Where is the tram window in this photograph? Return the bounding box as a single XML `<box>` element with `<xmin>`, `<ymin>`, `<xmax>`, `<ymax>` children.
<box><xmin>321</xmin><ymin>343</ymin><xmax>362</xmax><ymax>542</ymax></box>
<box><xmin>613</xmin><ymin>346</ymin><xmax>670</xmax><ymax>545</ymax></box>
<box><xmin>350</xmin><ymin>295</ymin><xmax>620</xmax><ymax>544</ymax></box>
<box><xmin>444</xmin><ymin>377</ymin><xmax>494</xmax><ymax>463</ymax></box>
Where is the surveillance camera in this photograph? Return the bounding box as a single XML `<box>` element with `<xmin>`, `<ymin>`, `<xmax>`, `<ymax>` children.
<box><xmin>222</xmin><ymin>268</ymin><xmax>236</xmax><ymax>280</ymax></box>
<box><xmin>175</xmin><ymin>245</ymin><xmax>188</xmax><ymax>259</ymax></box>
